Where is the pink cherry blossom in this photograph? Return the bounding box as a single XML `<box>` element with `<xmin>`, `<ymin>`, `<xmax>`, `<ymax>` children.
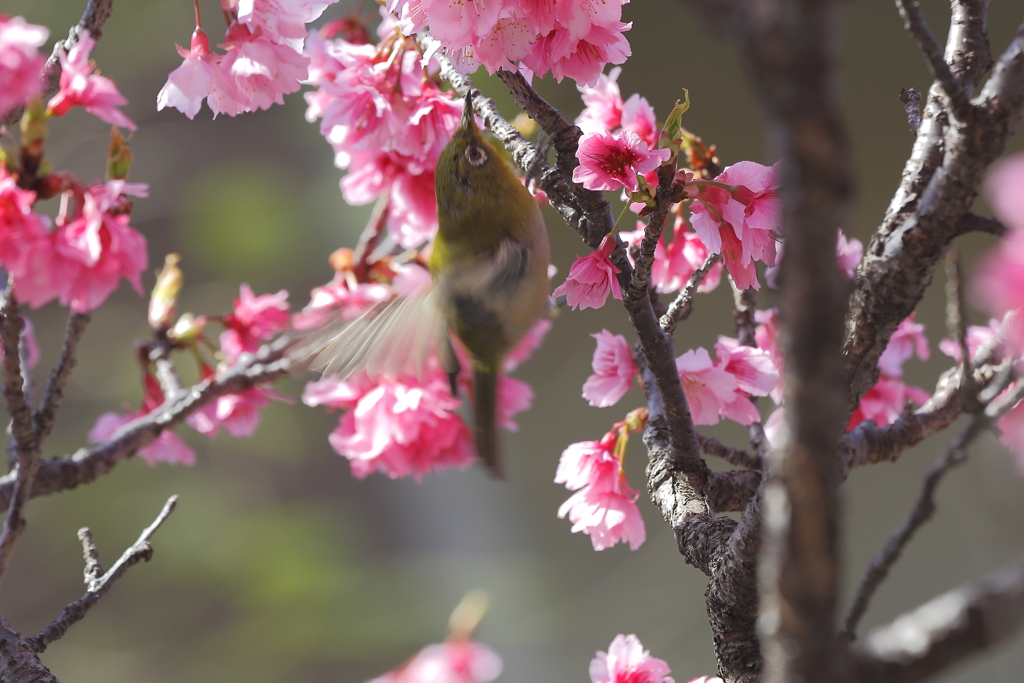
<box><xmin>47</xmin><ymin>32</ymin><xmax>136</xmax><ymax>130</ymax></box>
<box><xmin>848</xmin><ymin>377</ymin><xmax>931</xmax><ymax>430</ymax></box>
<box><xmin>714</xmin><ymin>336</ymin><xmax>779</xmax><ymax>425</ymax></box>
<box><xmin>836</xmin><ymin>228</ymin><xmax>863</xmax><ymax>278</ymax></box>
<box><xmin>90</xmin><ymin>411</ymin><xmax>197</xmax><ymax>466</ymax></box>
<box><xmin>621</xmin><ymin>93</ymin><xmax>658</xmax><ymax>147</ymax></box>
<box><xmin>582</xmin><ymin>330</ymin><xmax>636</xmax><ymax>408</ymax></box>
<box><xmin>939</xmin><ymin>318</ymin><xmax>1002</xmax><ymax>363</ymax></box>
<box><xmin>754</xmin><ymin>308</ymin><xmax>785</xmax><ymax>404</ymax></box>
<box><xmin>219</xmin><ymin>24</ymin><xmax>310</xmax><ymax>112</ymax></box>
<box><xmin>984</xmin><ymin>152</ymin><xmax>1024</xmax><ymax>229</ymax></box>
<box><xmin>524</xmin><ymin>21</ymin><xmax>632</xmax><ymax>88</ymax></box>
<box><xmin>0</xmin><ymin>167</ymin><xmax>49</xmax><ymax>276</ymax></box>
<box><xmin>576</xmin><ymin>67</ymin><xmax>623</xmax><ymax>134</ymax></box>
<box><xmin>689</xmin><ymin>161</ymin><xmax>780</xmax><ymax>291</ymax></box>
<box><xmin>573</xmin><ymin>129</ymin><xmax>670</xmax><ymax>193</ymax></box>
<box><xmin>367</xmin><ymin>640</ymin><xmax>502</xmax><ymax>683</ymax></box>
<box><xmin>676</xmin><ymin>348</ymin><xmax>737</xmax><ymax>426</ymax></box>
<box><xmin>157</xmin><ymin>28</ymin><xmax>237</xmax><ymax>120</ymax></box>
<box><xmin>553</xmin><ymin>234</ymin><xmax>622</xmax><ymax>310</ymax></box>
<box><xmin>973</xmin><ymin>220</ymin><xmax>1024</xmax><ymax>354</ymax></box>
<box><xmin>589</xmin><ymin>634</ymin><xmax>674</xmax><ymax>683</ymax></box>
<box><xmin>555</xmin><ymin>433</ymin><xmax>645</xmax><ymax>551</ymax></box>
<box><xmin>503</xmin><ymin>318</ymin><xmax>553</xmax><ymax>373</ymax></box>
<box><xmin>496</xmin><ymin>375</ymin><xmax>533</xmax><ymax>431</ymax></box>
<box><xmin>304</xmin><ymin>374</ymin><xmax>476</xmax><ymax>480</ymax></box>
<box><xmin>16</xmin><ymin>180</ymin><xmax>149</xmax><ymax>313</ymax></box>
<box><xmin>293</xmin><ymin>272</ymin><xmax>394</xmax><ymax>330</ymax></box>
<box><xmin>236</xmin><ymin>0</ymin><xmax>335</xmax><ymax>44</ymax></box>
<box><xmin>0</xmin><ymin>16</ymin><xmax>48</xmax><ymax>118</ymax></box>
<box><xmin>877</xmin><ymin>313</ymin><xmax>929</xmax><ymax>378</ymax></box>
<box><xmin>221</xmin><ymin>284</ymin><xmax>290</xmax><ymax>359</ymax></box>
<box><xmin>188</xmin><ymin>386</ymin><xmax>274</xmax><ymax>439</ymax></box>
<box><xmin>686</xmin><ymin>678</ymin><xmax>725</xmax><ymax>683</ymax></box>
<box><xmin>648</xmin><ymin>221</ymin><xmax>722</xmax><ymax>295</ymax></box>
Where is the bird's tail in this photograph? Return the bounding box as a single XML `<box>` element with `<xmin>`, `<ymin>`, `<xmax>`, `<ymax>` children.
<box><xmin>473</xmin><ymin>365</ymin><xmax>501</xmax><ymax>477</ymax></box>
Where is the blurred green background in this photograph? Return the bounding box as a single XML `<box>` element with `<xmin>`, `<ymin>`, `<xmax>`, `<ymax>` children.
<box><xmin>3</xmin><ymin>1</ymin><xmax>1024</xmax><ymax>681</ymax></box>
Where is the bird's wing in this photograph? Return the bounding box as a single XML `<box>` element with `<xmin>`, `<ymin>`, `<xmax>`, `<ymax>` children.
<box><xmin>289</xmin><ymin>286</ymin><xmax>447</xmax><ymax>381</ymax></box>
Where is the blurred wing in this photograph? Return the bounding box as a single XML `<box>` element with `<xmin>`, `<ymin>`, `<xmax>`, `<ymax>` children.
<box><xmin>290</xmin><ymin>288</ymin><xmax>445</xmax><ymax>380</ymax></box>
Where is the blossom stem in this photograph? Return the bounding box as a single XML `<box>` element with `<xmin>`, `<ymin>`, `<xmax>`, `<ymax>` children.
<box><xmin>610</xmin><ymin>201</ymin><xmax>632</xmax><ymax>236</ymax></box>
<box><xmin>193</xmin><ymin>0</ymin><xmax>201</xmax><ymax>27</ymax></box>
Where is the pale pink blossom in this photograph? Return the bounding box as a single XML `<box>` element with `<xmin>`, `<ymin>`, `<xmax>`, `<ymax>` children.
<box><xmin>582</xmin><ymin>330</ymin><xmax>636</xmax><ymax>407</ymax></box>
<box><xmin>686</xmin><ymin>677</ymin><xmax>725</xmax><ymax>683</ymax></box>
<box><xmin>188</xmin><ymin>386</ymin><xmax>274</xmax><ymax>439</ymax></box>
<box><xmin>90</xmin><ymin>412</ymin><xmax>197</xmax><ymax>466</ymax></box>
<box><xmin>305</xmin><ymin>374</ymin><xmax>476</xmax><ymax>480</ymax></box>
<box><xmin>523</xmin><ymin>21</ymin><xmax>632</xmax><ymax>87</ymax></box>
<box><xmin>496</xmin><ymin>375</ymin><xmax>533</xmax><ymax>431</ymax></box>
<box><xmin>573</xmin><ymin>129</ymin><xmax>670</xmax><ymax>193</ymax></box>
<box><xmin>576</xmin><ymin>67</ymin><xmax>623</xmax><ymax>134</ymax></box>
<box><xmin>689</xmin><ymin>161</ymin><xmax>780</xmax><ymax>290</ymax></box>
<box><xmin>848</xmin><ymin>377</ymin><xmax>930</xmax><ymax>430</ymax></box>
<box><xmin>997</xmin><ymin>399</ymin><xmax>1024</xmax><ymax>474</ymax></box>
<box><xmin>236</xmin><ymin>0</ymin><xmax>334</xmax><ymax>45</ymax></box>
<box><xmin>973</xmin><ymin>221</ymin><xmax>1024</xmax><ymax>354</ymax></box>
<box><xmin>367</xmin><ymin>640</ymin><xmax>502</xmax><ymax>683</ymax></box>
<box><xmin>985</xmin><ymin>152</ymin><xmax>1024</xmax><ymax>229</ymax></box>
<box><xmin>836</xmin><ymin>228</ymin><xmax>863</xmax><ymax>278</ymax></box>
<box><xmin>157</xmin><ymin>28</ymin><xmax>236</xmax><ymax>119</ymax></box>
<box><xmin>553</xmin><ymin>234</ymin><xmax>622</xmax><ymax>310</ymax></box>
<box><xmin>589</xmin><ymin>634</ymin><xmax>674</xmax><ymax>683</ymax></box>
<box><xmin>763</xmin><ymin>406</ymin><xmax>786</xmax><ymax>448</ymax></box>
<box><xmin>219</xmin><ymin>25</ymin><xmax>310</xmax><ymax>112</ymax></box>
<box><xmin>714</xmin><ymin>336</ymin><xmax>778</xmax><ymax>425</ymax></box>
<box><xmin>0</xmin><ymin>16</ymin><xmax>47</xmax><ymax>118</ymax></box>
<box><xmin>47</xmin><ymin>32</ymin><xmax>136</xmax><ymax>130</ymax></box>
<box><xmin>676</xmin><ymin>348</ymin><xmax>737</xmax><ymax>426</ymax></box>
<box><xmin>620</xmin><ymin>93</ymin><xmax>658</xmax><ymax>147</ymax></box>
<box><xmin>555</xmin><ymin>433</ymin><xmax>645</xmax><ymax>551</ymax></box>
<box><xmin>877</xmin><ymin>314</ymin><xmax>929</xmax><ymax>378</ymax></box>
<box><xmin>939</xmin><ymin>318</ymin><xmax>1002</xmax><ymax>363</ymax></box>
<box><xmin>754</xmin><ymin>308</ymin><xmax>785</xmax><ymax>404</ymax></box>
<box><xmin>504</xmin><ymin>318</ymin><xmax>553</xmax><ymax>372</ymax></box>
<box><xmin>293</xmin><ymin>274</ymin><xmax>392</xmax><ymax>330</ymax></box>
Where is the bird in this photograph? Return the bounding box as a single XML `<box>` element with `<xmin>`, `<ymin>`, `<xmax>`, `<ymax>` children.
<box><xmin>295</xmin><ymin>93</ymin><xmax>550</xmax><ymax>476</ymax></box>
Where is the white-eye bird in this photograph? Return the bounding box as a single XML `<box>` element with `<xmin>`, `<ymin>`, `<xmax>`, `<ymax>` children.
<box><xmin>296</xmin><ymin>95</ymin><xmax>550</xmax><ymax>476</ymax></box>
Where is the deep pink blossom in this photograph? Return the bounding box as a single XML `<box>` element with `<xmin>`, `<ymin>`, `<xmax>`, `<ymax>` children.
<box><xmin>367</xmin><ymin>640</ymin><xmax>502</xmax><ymax>683</ymax></box>
<box><xmin>848</xmin><ymin>377</ymin><xmax>930</xmax><ymax>430</ymax></box>
<box><xmin>649</xmin><ymin>220</ymin><xmax>722</xmax><ymax>294</ymax></box>
<box><xmin>555</xmin><ymin>433</ymin><xmax>645</xmax><ymax>551</ymax></box>
<box><xmin>714</xmin><ymin>336</ymin><xmax>778</xmax><ymax>425</ymax></box>
<box><xmin>157</xmin><ymin>28</ymin><xmax>237</xmax><ymax>119</ymax></box>
<box><xmin>16</xmin><ymin>180</ymin><xmax>148</xmax><ymax>313</ymax></box>
<box><xmin>877</xmin><ymin>314</ymin><xmax>929</xmax><ymax>378</ymax></box>
<box><xmin>689</xmin><ymin>161</ymin><xmax>780</xmax><ymax>290</ymax></box>
<box><xmin>589</xmin><ymin>634</ymin><xmax>674</xmax><ymax>683</ymax></box>
<box><xmin>576</xmin><ymin>67</ymin><xmax>623</xmax><ymax>134</ymax></box>
<box><xmin>304</xmin><ymin>373</ymin><xmax>476</xmax><ymax>480</ymax></box>
<box><xmin>47</xmin><ymin>32</ymin><xmax>136</xmax><ymax>130</ymax></box>
<box><xmin>984</xmin><ymin>152</ymin><xmax>1024</xmax><ymax>229</ymax></box>
<box><xmin>188</xmin><ymin>386</ymin><xmax>275</xmax><ymax>439</ymax></box>
<box><xmin>90</xmin><ymin>411</ymin><xmax>197</xmax><ymax>466</ymax></box>
<box><xmin>0</xmin><ymin>168</ymin><xmax>49</xmax><ymax>276</ymax></box>
<box><xmin>221</xmin><ymin>284</ymin><xmax>290</xmax><ymax>359</ymax></box>
<box><xmin>573</xmin><ymin>130</ymin><xmax>670</xmax><ymax>193</ymax></box>
<box><xmin>582</xmin><ymin>330</ymin><xmax>636</xmax><ymax>407</ymax></box>
<box><xmin>553</xmin><ymin>234</ymin><xmax>622</xmax><ymax>310</ymax></box>
<box><xmin>676</xmin><ymin>348</ymin><xmax>737</xmax><ymax>426</ymax></box>
<box><xmin>0</xmin><ymin>16</ymin><xmax>47</xmax><ymax>118</ymax></box>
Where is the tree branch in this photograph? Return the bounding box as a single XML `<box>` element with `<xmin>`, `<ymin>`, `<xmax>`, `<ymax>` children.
<box><xmin>0</xmin><ymin>615</ymin><xmax>58</xmax><ymax>683</ymax></box>
<box><xmin>895</xmin><ymin>0</ymin><xmax>973</xmax><ymax>119</ymax></box>
<box><xmin>660</xmin><ymin>253</ymin><xmax>721</xmax><ymax>335</ymax></box>
<box><xmin>27</xmin><ymin>495</ymin><xmax>178</xmax><ymax>654</ymax></box>
<box><xmin>32</xmin><ymin>313</ymin><xmax>89</xmax><ymax>450</ymax></box>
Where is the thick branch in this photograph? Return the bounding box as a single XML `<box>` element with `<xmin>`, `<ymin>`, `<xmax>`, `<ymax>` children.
<box><xmin>28</xmin><ymin>496</ymin><xmax>178</xmax><ymax>653</ymax></box>
<box><xmin>0</xmin><ymin>615</ymin><xmax>58</xmax><ymax>683</ymax></box>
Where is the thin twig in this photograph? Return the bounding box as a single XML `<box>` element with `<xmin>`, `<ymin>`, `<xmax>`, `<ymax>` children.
<box><xmin>352</xmin><ymin>194</ymin><xmax>390</xmax><ymax>281</ymax></box>
<box><xmin>697</xmin><ymin>432</ymin><xmax>762</xmax><ymax>470</ymax></box>
<box><xmin>895</xmin><ymin>0</ymin><xmax>973</xmax><ymax>119</ymax></box>
<box><xmin>147</xmin><ymin>335</ymin><xmax>185</xmax><ymax>402</ymax></box>
<box><xmin>660</xmin><ymin>253</ymin><xmax>721</xmax><ymax>334</ymax></box>
<box><xmin>627</xmin><ymin>166</ymin><xmax>675</xmax><ymax>301</ymax></box>
<box><xmin>944</xmin><ymin>251</ymin><xmax>979</xmax><ymax>409</ymax></box>
<box><xmin>0</xmin><ymin>290</ymin><xmax>40</xmax><ymax>587</ymax></box>
<box><xmin>33</xmin><ymin>312</ymin><xmax>89</xmax><ymax>450</ymax></box>
<box><xmin>954</xmin><ymin>212</ymin><xmax>1006</xmax><ymax>236</ymax></box>
<box><xmin>28</xmin><ymin>495</ymin><xmax>178</xmax><ymax>653</ymax></box>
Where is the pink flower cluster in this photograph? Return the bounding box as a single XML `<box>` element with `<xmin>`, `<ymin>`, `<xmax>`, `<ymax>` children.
<box><xmin>303</xmin><ymin>21</ymin><xmax>463</xmax><ymax>248</ymax></box>
<box><xmin>589</xmin><ymin>634</ymin><xmax>674</xmax><ymax>683</ymax></box>
<box><xmin>158</xmin><ymin>0</ymin><xmax>335</xmax><ymax>119</ymax></box>
<box><xmin>553</xmin><ymin>234</ymin><xmax>622</xmax><ymax>310</ymax></box>
<box><xmin>555</xmin><ymin>431</ymin><xmax>645</xmax><ymax>551</ymax></box>
<box><xmin>0</xmin><ymin>172</ymin><xmax>149</xmax><ymax>314</ymax></box>
<box><xmin>0</xmin><ymin>16</ymin><xmax>47</xmax><ymax>119</ymax></box>
<box><xmin>298</xmin><ymin>265</ymin><xmax>544</xmax><ymax>479</ymax></box>
<box><xmin>675</xmin><ymin>339</ymin><xmax>777</xmax><ymax>427</ymax></box>
<box><xmin>620</xmin><ymin>220</ymin><xmax>722</xmax><ymax>295</ymax></box>
<box><xmin>48</xmin><ymin>33</ymin><xmax>136</xmax><ymax>130</ymax></box>
<box><xmin>367</xmin><ymin>640</ymin><xmax>502</xmax><ymax>683</ymax></box>
<box><xmin>388</xmin><ymin>0</ymin><xmax>631</xmax><ymax>86</ymax></box>
<box><xmin>688</xmin><ymin>161</ymin><xmax>780</xmax><ymax>291</ymax></box>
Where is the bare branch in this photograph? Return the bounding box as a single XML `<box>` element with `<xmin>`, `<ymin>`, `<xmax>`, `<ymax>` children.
<box><xmin>28</xmin><ymin>496</ymin><xmax>178</xmax><ymax>654</ymax></box>
<box><xmin>32</xmin><ymin>313</ymin><xmax>89</xmax><ymax>450</ymax></box>
<box><xmin>943</xmin><ymin>252</ymin><xmax>979</xmax><ymax>408</ymax></box>
<box><xmin>954</xmin><ymin>212</ymin><xmax>1006</xmax><ymax>236</ymax></box>
<box><xmin>698</xmin><ymin>432</ymin><xmax>762</xmax><ymax>470</ymax></box>
<box><xmin>0</xmin><ymin>615</ymin><xmax>58</xmax><ymax>683</ymax></box>
<box><xmin>855</xmin><ymin>554</ymin><xmax>1024</xmax><ymax>683</ymax></box>
<box><xmin>626</xmin><ymin>168</ymin><xmax>674</xmax><ymax>301</ymax></box>
<box><xmin>895</xmin><ymin>0</ymin><xmax>973</xmax><ymax>119</ymax></box>
<box><xmin>660</xmin><ymin>253</ymin><xmax>721</xmax><ymax>334</ymax></box>
<box><xmin>0</xmin><ymin>338</ymin><xmax>294</xmax><ymax>509</ymax></box>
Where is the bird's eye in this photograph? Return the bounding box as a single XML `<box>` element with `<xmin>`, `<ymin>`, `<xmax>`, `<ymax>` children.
<box><xmin>465</xmin><ymin>145</ymin><xmax>487</xmax><ymax>167</ymax></box>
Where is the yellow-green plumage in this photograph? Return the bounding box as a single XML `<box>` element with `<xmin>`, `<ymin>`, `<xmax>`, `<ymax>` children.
<box><xmin>432</xmin><ymin>97</ymin><xmax>551</xmax><ymax>475</ymax></box>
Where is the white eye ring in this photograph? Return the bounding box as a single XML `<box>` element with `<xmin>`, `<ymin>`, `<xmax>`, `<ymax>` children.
<box><xmin>465</xmin><ymin>145</ymin><xmax>487</xmax><ymax>167</ymax></box>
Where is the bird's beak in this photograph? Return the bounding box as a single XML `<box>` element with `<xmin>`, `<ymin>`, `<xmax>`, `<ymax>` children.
<box><xmin>461</xmin><ymin>92</ymin><xmax>477</xmax><ymax>131</ymax></box>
